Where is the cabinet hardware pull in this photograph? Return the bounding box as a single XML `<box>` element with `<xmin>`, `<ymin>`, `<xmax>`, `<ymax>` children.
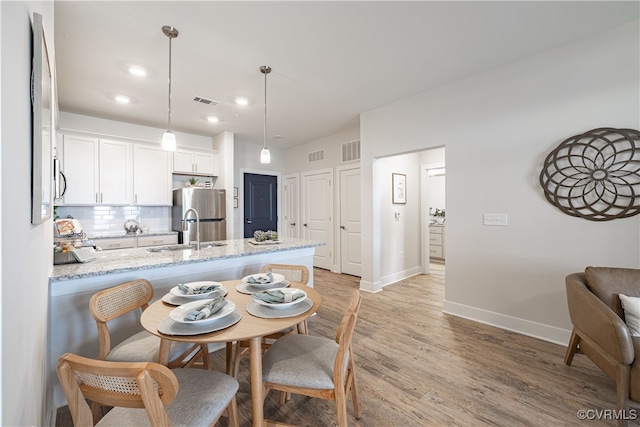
<box><xmin>100</xmin><ymin>193</ymin><xmax>103</xmax><ymax>203</ymax></box>
<box><xmin>95</xmin><ymin>193</ymin><xmax>98</xmax><ymax>203</ymax></box>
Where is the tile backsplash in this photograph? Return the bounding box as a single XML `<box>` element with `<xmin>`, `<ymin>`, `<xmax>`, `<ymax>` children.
<box><xmin>55</xmin><ymin>205</ymin><xmax>172</xmax><ymax>234</ymax></box>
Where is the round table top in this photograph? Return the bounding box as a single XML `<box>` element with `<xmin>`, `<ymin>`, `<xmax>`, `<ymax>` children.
<box><xmin>140</xmin><ymin>279</ymin><xmax>322</xmax><ymax>343</ymax></box>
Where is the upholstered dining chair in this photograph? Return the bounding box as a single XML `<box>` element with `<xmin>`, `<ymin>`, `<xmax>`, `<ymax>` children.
<box><xmin>231</xmin><ymin>264</ymin><xmax>310</xmax><ymax>377</ymax></box>
<box><xmin>90</xmin><ymin>279</ymin><xmax>208</xmax><ymax>369</ymax></box>
<box><xmin>57</xmin><ymin>352</ymin><xmax>239</xmax><ymax>427</ymax></box>
<box><xmin>261</xmin><ymin>289</ymin><xmax>362</xmax><ymax>427</ymax></box>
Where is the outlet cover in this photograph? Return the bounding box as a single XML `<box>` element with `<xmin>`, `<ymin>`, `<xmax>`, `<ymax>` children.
<box><xmin>483</xmin><ymin>213</ymin><xmax>508</xmax><ymax>226</ymax></box>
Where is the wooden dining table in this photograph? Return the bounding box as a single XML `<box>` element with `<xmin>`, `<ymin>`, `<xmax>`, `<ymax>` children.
<box><xmin>140</xmin><ymin>279</ymin><xmax>322</xmax><ymax>427</ymax></box>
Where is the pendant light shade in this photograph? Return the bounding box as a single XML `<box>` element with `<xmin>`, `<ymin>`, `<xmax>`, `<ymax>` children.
<box><xmin>162</xmin><ymin>25</ymin><xmax>179</xmax><ymax>151</ymax></box>
<box><xmin>260</xmin><ymin>65</ymin><xmax>272</xmax><ymax>164</ymax></box>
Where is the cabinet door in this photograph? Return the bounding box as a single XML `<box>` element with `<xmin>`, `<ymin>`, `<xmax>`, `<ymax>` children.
<box><xmin>194</xmin><ymin>151</ymin><xmax>214</xmax><ymax>175</ymax></box>
<box><xmin>173</xmin><ymin>150</ymin><xmax>194</xmax><ymax>173</ymax></box>
<box><xmin>134</xmin><ymin>145</ymin><xmax>172</xmax><ymax>205</ymax></box>
<box><xmin>99</xmin><ymin>140</ymin><xmax>132</xmax><ymax>205</ymax></box>
<box><xmin>62</xmin><ymin>136</ymin><xmax>99</xmax><ymax>204</ymax></box>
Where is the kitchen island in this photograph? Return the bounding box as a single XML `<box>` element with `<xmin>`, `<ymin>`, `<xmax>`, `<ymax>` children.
<box><xmin>48</xmin><ymin>237</ymin><xmax>323</xmax><ymax>411</ymax></box>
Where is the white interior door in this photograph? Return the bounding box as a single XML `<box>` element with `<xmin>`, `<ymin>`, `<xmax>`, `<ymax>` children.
<box><xmin>302</xmin><ymin>170</ymin><xmax>333</xmax><ymax>270</ymax></box>
<box><xmin>339</xmin><ymin>167</ymin><xmax>361</xmax><ymax>276</ymax></box>
<box><xmin>283</xmin><ymin>174</ymin><xmax>299</xmax><ymax>239</ymax></box>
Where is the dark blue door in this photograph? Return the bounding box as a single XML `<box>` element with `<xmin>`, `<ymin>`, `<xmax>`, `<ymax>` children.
<box><xmin>244</xmin><ymin>173</ymin><xmax>278</xmax><ymax>238</ymax></box>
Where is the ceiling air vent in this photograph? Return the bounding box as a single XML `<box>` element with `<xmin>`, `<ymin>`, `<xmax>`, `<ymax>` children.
<box><xmin>193</xmin><ymin>96</ymin><xmax>219</xmax><ymax>106</ymax></box>
<box><xmin>308</xmin><ymin>149</ymin><xmax>325</xmax><ymax>163</ymax></box>
<box><xmin>341</xmin><ymin>139</ymin><xmax>360</xmax><ymax>162</ymax></box>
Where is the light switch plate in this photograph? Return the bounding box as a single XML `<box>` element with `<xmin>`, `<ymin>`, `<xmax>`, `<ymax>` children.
<box><xmin>483</xmin><ymin>213</ymin><xmax>508</xmax><ymax>226</ymax></box>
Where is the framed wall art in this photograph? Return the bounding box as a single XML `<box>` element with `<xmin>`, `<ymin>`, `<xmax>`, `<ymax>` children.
<box><xmin>392</xmin><ymin>173</ymin><xmax>406</xmax><ymax>204</ymax></box>
<box><xmin>31</xmin><ymin>12</ymin><xmax>53</xmax><ymax>224</ymax></box>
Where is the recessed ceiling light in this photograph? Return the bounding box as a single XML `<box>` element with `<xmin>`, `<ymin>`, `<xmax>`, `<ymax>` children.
<box><xmin>234</xmin><ymin>97</ymin><xmax>249</xmax><ymax>106</ymax></box>
<box><xmin>128</xmin><ymin>66</ymin><xmax>147</xmax><ymax>77</ymax></box>
<box><xmin>206</xmin><ymin>116</ymin><xmax>220</xmax><ymax>123</ymax></box>
<box><xmin>114</xmin><ymin>95</ymin><xmax>131</xmax><ymax>104</ymax></box>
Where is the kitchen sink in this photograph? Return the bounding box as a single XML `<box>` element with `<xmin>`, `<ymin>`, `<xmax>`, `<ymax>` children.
<box><xmin>146</xmin><ymin>244</ymin><xmax>195</xmax><ymax>253</ymax></box>
<box><xmin>146</xmin><ymin>242</ymin><xmax>227</xmax><ymax>253</ymax></box>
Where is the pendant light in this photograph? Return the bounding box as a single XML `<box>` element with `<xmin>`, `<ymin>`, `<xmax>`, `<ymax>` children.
<box><xmin>161</xmin><ymin>26</ymin><xmax>179</xmax><ymax>151</ymax></box>
<box><xmin>260</xmin><ymin>65</ymin><xmax>272</xmax><ymax>164</ymax></box>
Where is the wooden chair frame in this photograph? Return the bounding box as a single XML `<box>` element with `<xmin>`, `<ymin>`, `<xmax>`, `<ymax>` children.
<box><xmin>89</xmin><ymin>279</ymin><xmax>208</xmax><ymax>369</ymax></box>
<box><xmin>263</xmin><ymin>289</ymin><xmax>362</xmax><ymax>427</ymax></box>
<box><xmin>231</xmin><ymin>264</ymin><xmax>310</xmax><ymax>377</ymax></box>
<box><xmin>57</xmin><ymin>352</ymin><xmax>238</xmax><ymax>427</ymax></box>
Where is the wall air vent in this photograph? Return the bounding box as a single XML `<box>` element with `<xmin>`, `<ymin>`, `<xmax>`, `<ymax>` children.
<box><xmin>308</xmin><ymin>149</ymin><xmax>325</xmax><ymax>163</ymax></box>
<box><xmin>341</xmin><ymin>139</ymin><xmax>360</xmax><ymax>162</ymax></box>
<box><xmin>193</xmin><ymin>96</ymin><xmax>219</xmax><ymax>106</ymax></box>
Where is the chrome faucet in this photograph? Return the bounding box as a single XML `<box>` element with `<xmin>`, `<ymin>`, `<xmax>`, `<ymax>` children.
<box><xmin>182</xmin><ymin>208</ymin><xmax>200</xmax><ymax>250</ymax></box>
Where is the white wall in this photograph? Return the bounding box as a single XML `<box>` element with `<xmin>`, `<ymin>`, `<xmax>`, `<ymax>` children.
<box><xmin>284</xmin><ymin>127</ymin><xmax>360</xmax><ymax>174</ymax></box>
<box><xmin>1</xmin><ymin>2</ymin><xmax>54</xmax><ymax>425</ymax></box>
<box><xmin>361</xmin><ymin>21</ymin><xmax>640</xmax><ymax>344</ymax></box>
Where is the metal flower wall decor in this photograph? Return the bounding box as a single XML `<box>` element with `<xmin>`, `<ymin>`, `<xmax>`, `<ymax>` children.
<box><xmin>539</xmin><ymin>127</ymin><xmax>640</xmax><ymax>221</ymax></box>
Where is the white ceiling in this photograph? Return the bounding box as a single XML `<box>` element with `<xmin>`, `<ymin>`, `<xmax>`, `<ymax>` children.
<box><xmin>54</xmin><ymin>1</ymin><xmax>638</xmax><ymax>149</ymax></box>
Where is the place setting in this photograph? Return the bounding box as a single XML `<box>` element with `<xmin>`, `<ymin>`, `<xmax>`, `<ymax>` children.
<box><xmin>162</xmin><ymin>281</ymin><xmax>228</xmax><ymax>306</ymax></box>
<box><xmin>158</xmin><ymin>281</ymin><xmax>240</xmax><ymax>336</ymax></box>
<box><xmin>246</xmin><ymin>287</ymin><xmax>313</xmax><ymax>319</ymax></box>
<box><xmin>236</xmin><ymin>272</ymin><xmax>290</xmax><ymax>294</ymax></box>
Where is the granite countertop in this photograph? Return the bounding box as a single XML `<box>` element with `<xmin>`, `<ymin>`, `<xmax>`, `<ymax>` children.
<box><xmin>50</xmin><ymin>238</ymin><xmax>324</xmax><ymax>281</ymax></box>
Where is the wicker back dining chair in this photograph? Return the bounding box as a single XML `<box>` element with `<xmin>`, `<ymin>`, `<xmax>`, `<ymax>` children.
<box><xmin>230</xmin><ymin>264</ymin><xmax>311</xmax><ymax>377</ymax></box>
<box><xmin>57</xmin><ymin>352</ymin><xmax>239</xmax><ymax>427</ymax></box>
<box><xmin>261</xmin><ymin>289</ymin><xmax>362</xmax><ymax>427</ymax></box>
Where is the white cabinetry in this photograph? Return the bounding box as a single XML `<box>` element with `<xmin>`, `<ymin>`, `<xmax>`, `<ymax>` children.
<box><xmin>429</xmin><ymin>225</ymin><xmax>445</xmax><ymax>260</ymax></box>
<box><xmin>136</xmin><ymin>234</ymin><xmax>178</xmax><ymax>247</ymax></box>
<box><xmin>133</xmin><ymin>145</ymin><xmax>172</xmax><ymax>205</ymax></box>
<box><xmin>173</xmin><ymin>149</ymin><xmax>218</xmax><ymax>176</ymax></box>
<box><xmin>62</xmin><ymin>136</ymin><xmax>131</xmax><ymax>205</ymax></box>
<box><xmin>93</xmin><ymin>234</ymin><xmax>178</xmax><ymax>250</ymax></box>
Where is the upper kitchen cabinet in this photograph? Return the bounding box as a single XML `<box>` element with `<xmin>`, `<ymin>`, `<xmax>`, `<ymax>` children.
<box><xmin>173</xmin><ymin>149</ymin><xmax>219</xmax><ymax>176</ymax></box>
<box><xmin>133</xmin><ymin>145</ymin><xmax>172</xmax><ymax>205</ymax></box>
<box><xmin>61</xmin><ymin>135</ymin><xmax>132</xmax><ymax>205</ymax></box>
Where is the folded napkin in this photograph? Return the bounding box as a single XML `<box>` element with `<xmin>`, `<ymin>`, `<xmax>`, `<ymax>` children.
<box><xmin>252</xmin><ymin>289</ymin><xmax>305</xmax><ymax>304</ymax></box>
<box><xmin>177</xmin><ymin>282</ymin><xmax>220</xmax><ymax>295</ymax></box>
<box><xmin>246</xmin><ymin>272</ymin><xmax>273</xmax><ymax>284</ymax></box>
<box><xmin>183</xmin><ymin>297</ymin><xmax>227</xmax><ymax>321</ymax></box>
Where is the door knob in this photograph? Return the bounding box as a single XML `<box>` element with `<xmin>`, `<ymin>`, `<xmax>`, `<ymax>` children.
<box><xmin>290</xmin><ymin>222</ymin><xmax>296</xmax><ymax>226</ymax></box>
<box><xmin>303</xmin><ymin>223</ymin><xmax>308</xmax><ymax>227</ymax></box>
<box><xmin>246</xmin><ymin>219</ymin><xmax>252</xmax><ymax>224</ymax></box>
<box><xmin>340</xmin><ymin>225</ymin><xmax>346</xmax><ymax>230</ymax></box>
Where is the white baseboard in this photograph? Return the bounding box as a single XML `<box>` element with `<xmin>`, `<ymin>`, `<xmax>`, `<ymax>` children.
<box><xmin>443</xmin><ymin>300</ymin><xmax>572</xmax><ymax>346</ymax></box>
<box><xmin>381</xmin><ymin>266</ymin><xmax>422</xmax><ymax>288</ymax></box>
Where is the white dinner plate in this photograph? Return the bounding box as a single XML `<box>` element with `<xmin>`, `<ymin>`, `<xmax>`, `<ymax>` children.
<box><xmin>162</xmin><ymin>286</ymin><xmax>227</xmax><ymax>306</ymax></box>
<box><xmin>247</xmin><ymin>298</ymin><xmax>314</xmax><ymax>319</ymax></box>
<box><xmin>252</xmin><ymin>288</ymin><xmax>307</xmax><ymax>309</ymax></box>
<box><xmin>169</xmin><ymin>298</ymin><xmax>236</xmax><ymax>325</ymax></box>
<box><xmin>241</xmin><ymin>272</ymin><xmax>286</xmax><ymax>288</ymax></box>
<box><xmin>158</xmin><ymin>309</ymin><xmax>242</xmax><ymax>336</ymax></box>
<box><xmin>169</xmin><ymin>281</ymin><xmax>222</xmax><ymax>299</ymax></box>
<box><xmin>236</xmin><ymin>280</ymin><xmax>289</xmax><ymax>295</ymax></box>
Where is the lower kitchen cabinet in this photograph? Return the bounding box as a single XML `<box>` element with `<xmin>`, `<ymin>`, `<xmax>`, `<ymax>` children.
<box><xmin>92</xmin><ymin>234</ymin><xmax>178</xmax><ymax>250</ymax></box>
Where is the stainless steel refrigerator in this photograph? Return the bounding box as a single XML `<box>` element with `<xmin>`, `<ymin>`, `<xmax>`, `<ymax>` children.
<box><xmin>172</xmin><ymin>188</ymin><xmax>226</xmax><ymax>243</ymax></box>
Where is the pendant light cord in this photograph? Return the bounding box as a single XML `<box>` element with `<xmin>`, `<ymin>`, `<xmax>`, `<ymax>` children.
<box><xmin>167</xmin><ymin>33</ymin><xmax>172</xmax><ymax>131</ymax></box>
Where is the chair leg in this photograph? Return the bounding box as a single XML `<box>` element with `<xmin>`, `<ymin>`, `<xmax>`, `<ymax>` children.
<box><xmin>564</xmin><ymin>329</ymin><xmax>581</xmax><ymax>366</ymax></box>
<box><xmin>226</xmin><ymin>342</ymin><xmax>234</xmax><ymax>375</ymax></box>
<box><xmin>227</xmin><ymin>395</ymin><xmax>240</xmax><ymax>427</ymax></box>
<box><xmin>616</xmin><ymin>365</ymin><xmax>630</xmax><ymax>427</ymax></box>
<box><xmin>335</xmin><ymin>390</ymin><xmax>349</xmax><ymax>427</ymax></box>
<box><xmin>349</xmin><ymin>359</ymin><xmax>361</xmax><ymax>419</ymax></box>
<box><xmin>200</xmin><ymin>344</ymin><xmax>210</xmax><ymax>370</ymax></box>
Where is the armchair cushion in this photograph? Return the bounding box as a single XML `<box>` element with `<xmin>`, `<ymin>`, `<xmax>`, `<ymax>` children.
<box><xmin>585</xmin><ymin>267</ymin><xmax>640</xmax><ymax>319</ymax></box>
<box><xmin>620</xmin><ymin>294</ymin><xmax>640</xmax><ymax>336</ymax></box>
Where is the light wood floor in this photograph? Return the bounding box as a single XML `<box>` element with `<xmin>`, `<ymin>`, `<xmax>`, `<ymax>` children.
<box><xmin>57</xmin><ymin>265</ymin><xmax>627</xmax><ymax>426</ymax></box>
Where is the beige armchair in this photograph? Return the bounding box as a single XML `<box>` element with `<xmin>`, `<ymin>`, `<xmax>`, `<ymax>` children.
<box><xmin>564</xmin><ymin>266</ymin><xmax>640</xmax><ymax>426</ymax></box>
